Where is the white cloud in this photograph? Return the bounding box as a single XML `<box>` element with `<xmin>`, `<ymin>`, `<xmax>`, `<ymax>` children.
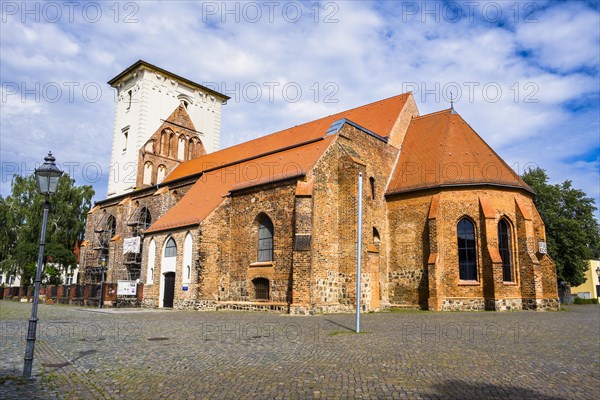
<box><xmin>515</xmin><ymin>4</ymin><xmax>600</xmax><ymax>72</ymax></box>
<box><xmin>0</xmin><ymin>0</ymin><xmax>598</xmax><ymax>212</ymax></box>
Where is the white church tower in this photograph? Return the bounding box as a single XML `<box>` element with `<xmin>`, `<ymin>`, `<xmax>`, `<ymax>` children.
<box><xmin>106</xmin><ymin>60</ymin><xmax>229</xmax><ymax>197</ymax></box>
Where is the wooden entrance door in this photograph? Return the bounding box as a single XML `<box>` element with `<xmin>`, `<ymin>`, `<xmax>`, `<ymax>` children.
<box><xmin>163</xmin><ymin>272</ymin><xmax>175</xmax><ymax>308</ymax></box>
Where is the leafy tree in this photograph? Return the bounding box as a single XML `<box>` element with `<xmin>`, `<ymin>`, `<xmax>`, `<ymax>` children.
<box><xmin>0</xmin><ymin>174</ymin><xmax>94</xmax><ymax>285</ymax></box>
<box><xmin>522</xmin><ymin>167</ymin><xmax>600</xmax><ymax>286</ymax></box>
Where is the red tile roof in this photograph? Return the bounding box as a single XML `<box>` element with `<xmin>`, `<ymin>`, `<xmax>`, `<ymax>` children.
<box><xmin>146</xmin><ymin>93</ymin><xmax>411</xmax><ymax>233</ymax></box>
<box><xmin>145</xmin><ymin>136</ymin><xmax>335</xmax><ymax>233</ymax></box>
<box><xmin>163</xmin><ymin>93</ymin><xmax>411</xmax><ymax>183</ymax></box>
<box><xmin>386</xmin><ymin>110</ymin><xmax>533</xmax><ymax>195</ymax></box>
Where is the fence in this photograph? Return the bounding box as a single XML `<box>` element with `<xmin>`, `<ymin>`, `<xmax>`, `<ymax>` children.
<box><xmin>0</xmin><ymin>283</ymin><xmax>144</xmax><ymax>308</ymax></box>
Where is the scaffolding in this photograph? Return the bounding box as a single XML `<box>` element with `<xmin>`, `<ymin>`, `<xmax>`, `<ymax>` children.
<box><xmin>84</xmin><ymin>213</ymin><xmax>116</xmax><ymax>283</ymax></box>
<box><xmin>121</xmin><ymin>206</ymin><xmax>152</xmax><ymax>281</ymax></box>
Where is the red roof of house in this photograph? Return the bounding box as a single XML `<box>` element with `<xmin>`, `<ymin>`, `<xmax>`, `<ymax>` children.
<box><xmin>386</xmin><ymin>109</ymin><xmax>533</xmax><ymax>195</ymax></box>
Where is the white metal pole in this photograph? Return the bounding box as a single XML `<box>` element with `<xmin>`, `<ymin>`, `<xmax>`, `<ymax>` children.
<box><xmin>356</xmin><ymin>172</ymin><xmax>363</xmax><ymax>333</ymax></box>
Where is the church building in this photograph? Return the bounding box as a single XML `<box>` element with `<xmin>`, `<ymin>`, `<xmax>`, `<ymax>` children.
<box><xmin>80</xmin><ymin>61</ymin><xmax>559</xmax><ymax>313</ymax></box>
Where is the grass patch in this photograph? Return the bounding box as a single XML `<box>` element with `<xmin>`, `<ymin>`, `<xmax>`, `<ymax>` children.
<box><xmin>0</xmin><ymin>374</ymin><xmax>29</xmax><ymax>385</ymax></box>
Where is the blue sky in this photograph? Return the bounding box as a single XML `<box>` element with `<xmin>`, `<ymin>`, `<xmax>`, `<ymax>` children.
<box><xmin>1</xmin><ymin>1</ymin><xmax>599</xmax><ymax>218</ymax></box>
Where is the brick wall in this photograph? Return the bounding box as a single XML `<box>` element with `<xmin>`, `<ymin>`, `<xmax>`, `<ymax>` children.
<box><xmin>386</xmin><ymin>186</ymin><xmax>559</xmax><ymax>311</ymax></box>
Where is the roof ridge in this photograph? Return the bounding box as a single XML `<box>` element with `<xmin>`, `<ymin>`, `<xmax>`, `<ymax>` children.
<box><xmin>412</xmin><ymin>108</ymin><xmax>452</xmax><ymax>120</ymax></box>
<box><xmin>164</xmin><ymin>92</ymin><xmax>411</xmax><ymax>183</ymax></box>
<box><xmin>178</xmin><ymin>93</ymin><xmax>407</xmax><ymax>162</ymax></box>
<box><xmin>255</xmin><ymin>92</ymin><xmax>411</xmax><ymax>138</ymax></box>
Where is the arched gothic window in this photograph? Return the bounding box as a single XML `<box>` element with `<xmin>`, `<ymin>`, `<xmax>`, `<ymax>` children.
<box><xmin>373</xmin><ymin>227</ymin><xmax>381</xmax><ymax>247</ymax></box>
<box><xmin>143</xmin><ymin>162</ymin><xmax>153</xmax><ymax>185</ymax></box>
<box><xmin>498</xmin><ymin>219</ymin><xmax>514</xmax><ymax>282</ymax></box>
<box><xmin>178</xmin><ymin>136</ymin><xmax>186</xmax><ymax>160</ymax></box>
<box><xmin>164</xmin><ymin>238</ymin><xmax>177</xmax><ymax>258</ymax></box>
<box><xmin>457</xmin><ymin>218</ymin><xmax>477</xmax><ymax>281</ymax></box>
<box><xmin>168</xmin><ymin>133</ymin><xmax>175</xmax><ymax>157</ymax></box>
<box><xmin>257</xmin><ymin>215</ymin><xmax>274</xmax><ymax>262</ymax></box>
<box><xmin>157</xmin><ymin>165</ymin><xmax>167</xmax><ymax>183</ymax></box>
<box><xmin>188</xmin><ymin>138</ymin><xmax>195</xmax><ymax>159</ymax></box>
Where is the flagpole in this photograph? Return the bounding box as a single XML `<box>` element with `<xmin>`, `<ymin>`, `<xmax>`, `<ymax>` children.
<box><xmin>356</xmin><ymin>172</ymin><xmax>363</xmax><ymax>333</ymax></box>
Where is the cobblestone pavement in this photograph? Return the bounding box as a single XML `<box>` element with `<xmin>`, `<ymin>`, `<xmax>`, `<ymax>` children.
<box><xmin>1</xmin><ymin>301</ymin><xmax>598</xmax><ymax>399</ymax></box>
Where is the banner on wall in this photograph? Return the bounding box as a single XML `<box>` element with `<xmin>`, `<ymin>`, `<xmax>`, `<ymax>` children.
<box><xmin>123</xmin><ymin>236</ymin><xmax>141</xmax><ymax>254</ymax></box>
<box><xmin>117</xmin><ymin>280</ymin><xmax>137</xmax><ymax>296</ymax></box>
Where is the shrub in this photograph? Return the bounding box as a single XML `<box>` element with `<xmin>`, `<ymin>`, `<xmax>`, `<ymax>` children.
<box><xmin>573</xmin><ymin>297</ymin><xmax>599</xmax><ymax>304</ymax></box>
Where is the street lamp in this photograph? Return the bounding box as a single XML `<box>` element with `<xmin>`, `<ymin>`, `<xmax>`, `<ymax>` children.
<box><xmin>23</xmin><ymin>152</ymin><xmax>63</xmax><ymax>379</ymax></box>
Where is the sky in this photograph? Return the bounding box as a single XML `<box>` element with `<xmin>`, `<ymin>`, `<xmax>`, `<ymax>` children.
<box><xmin>1</xmin><ymin>0</ymin><xmax>599</xmax><ymax>218</ymax></box>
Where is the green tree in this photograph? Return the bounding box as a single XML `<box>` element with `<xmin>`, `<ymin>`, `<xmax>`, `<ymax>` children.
<box><xmin>0</xmin><ymin>174</ymin><xmax>94</xmax><ymax>285</ymax></box>
<box><xmin>522</xmin><ymin>167</ymin><xmax>600</xmax><ymax>286</ymax></box>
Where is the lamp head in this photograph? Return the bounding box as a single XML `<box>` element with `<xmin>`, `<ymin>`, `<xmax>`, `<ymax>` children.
<box><xmin>35</xmin><ymin>152</ymin><xmax>63</xmax><ymax>195</ymax></box>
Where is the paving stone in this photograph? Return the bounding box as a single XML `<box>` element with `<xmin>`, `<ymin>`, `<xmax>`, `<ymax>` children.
<box><xmin>0</xmin><ymin>302</ymin><xmax>598</xmax><ymax>399</ymax></box>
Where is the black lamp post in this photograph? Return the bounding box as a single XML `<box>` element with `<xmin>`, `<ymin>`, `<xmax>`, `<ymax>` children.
<box><xmin>23</xmin><ymin>152</ymin><xmax>63</xmax><ymax>379</ymax></box>
<box><xmin>99</xmin><ymin>256</ymin><xmax>107</xmax><ymax>309</ymax></box>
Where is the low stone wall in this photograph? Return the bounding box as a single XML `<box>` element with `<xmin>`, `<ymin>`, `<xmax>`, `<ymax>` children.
<box><xmin>490</xmin><ymin>298</ymin><xmax>523</xmax><ymax>311</ymax></box>
<box><xmin>174</xmin><ymin>299</ymin><xmax>218</xmax><ymax>311</ymax></box>
<box><xmin>440</xmin><ymin>298</ymin><xmax>486</xmax><ymax>311</ymax></box>
<box><xmin>141</xmin><ymin>299</ymin><xmax>158</xmax><ymax>308</ymax></box>
<box><xmin>215</xmin><ymin>302</ymin><xmax>289</xmax><ymax>313</ymax></box>
<box><xmin>522</xmin><ymin>298</ymin><xmax>560</xmax><ymax>311</ymax></box>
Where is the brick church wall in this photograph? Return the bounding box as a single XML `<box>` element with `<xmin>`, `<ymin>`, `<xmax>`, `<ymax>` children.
<box><xmin>309</xmin><ymin>124</ymin><xmax>399</xmax><ymax>313</ymax></box>
<box><xmin>386</xmin><ymin>187</ymin><xmax>559</xmax><ymax>311</ymax></box>
<box><xmin>386</xmin><ymin>193</ymin><xmax>431</xmax><ymax>308</ymax></box>
<box><xmin>226</xmin><ymin>181</ymin><xmax>297</xmax><ymax>305</ymax></box>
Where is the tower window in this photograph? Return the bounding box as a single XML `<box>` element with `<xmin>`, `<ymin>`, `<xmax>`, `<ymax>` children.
<box><xmin>127</xmin><ymin>90</ymin><xmax>132</xmax><ymax>110</ymax></box>
<box><xmin>369</xmin><ymin>177</ymin><xmax>376</xmax><ymax>200</ymax></box>
<box><xmin>122</xmin><ymin>127</ymin><xmax>129</xmax><ymax>152</ymax></box>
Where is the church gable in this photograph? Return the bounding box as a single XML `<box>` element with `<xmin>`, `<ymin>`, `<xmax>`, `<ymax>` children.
<box><xmin>137</xmin><ymin>104</ymin><xmax>206</xmax><ymax>188</ymax></box>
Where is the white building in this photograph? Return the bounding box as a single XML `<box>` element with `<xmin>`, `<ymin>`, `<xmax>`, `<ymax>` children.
<box><xmin>0</xmin><ymin>266</ymin><xmax>79</xmax><ymax>287</ymax></box>
<box><xmin>106</xmin><ymin>60</ymin><xmax>229</xmax><ymax>197</ymax></box>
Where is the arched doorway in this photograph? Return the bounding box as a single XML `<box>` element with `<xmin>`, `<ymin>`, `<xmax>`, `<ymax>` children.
<box><xmin>160</xmin><ymin>237</ymin><xmax>177</xmax><ymax>308</ymax></box>
<box><xmin>163</xmin><ymin>272</ymin><xmax>175</xmax><ymax>308</ymax></box>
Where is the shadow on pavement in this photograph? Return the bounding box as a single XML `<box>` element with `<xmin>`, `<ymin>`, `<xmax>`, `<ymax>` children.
<box><xmin>430</xmin><ymin>379</ymin><xmax>568</xmax><ymax>400</ymax></box>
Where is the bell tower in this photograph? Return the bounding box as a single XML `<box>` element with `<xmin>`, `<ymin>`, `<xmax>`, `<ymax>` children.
<box><xmin>106</xmin><ymin>60</ymin><xmax>229</xmax><ymax>197</ymax></box>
